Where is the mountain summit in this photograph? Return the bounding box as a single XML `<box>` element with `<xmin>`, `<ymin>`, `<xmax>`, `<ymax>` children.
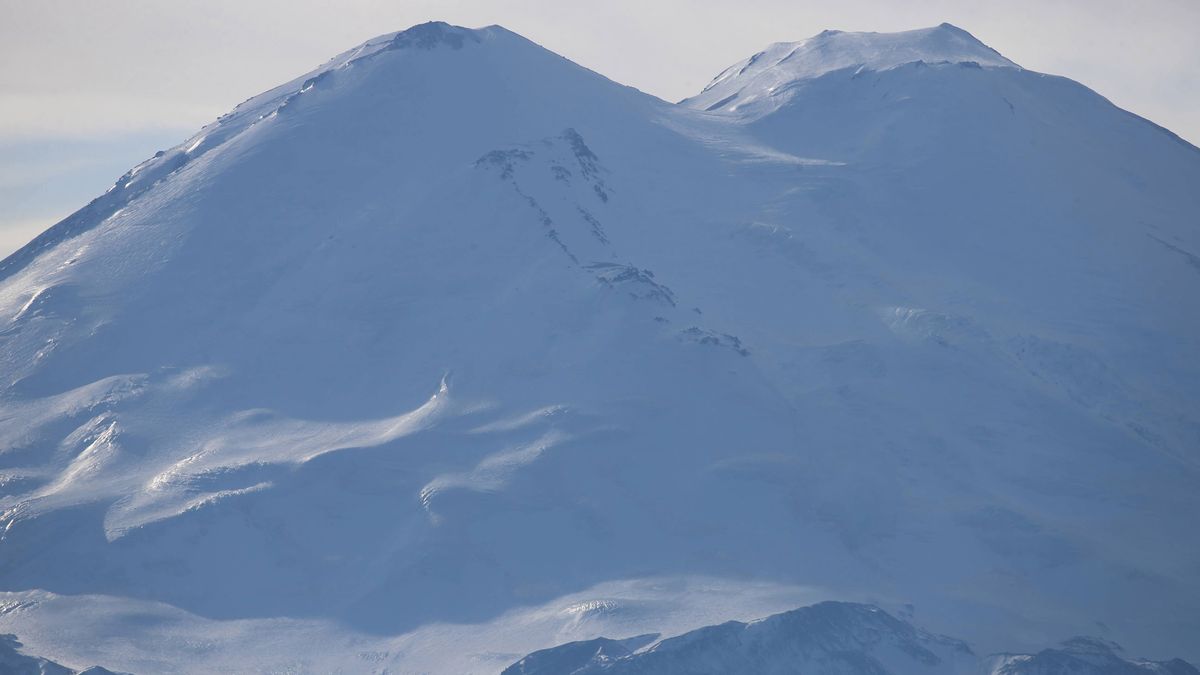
<box><xmin>684</xmin><ymin>23</ymin><xmax>1017</xmax><ymax>115</ymax></box>
<box><xmin>0</xmin><ymin>20</ymin><xmax>1198</xmax><ymax>674</ymax></box>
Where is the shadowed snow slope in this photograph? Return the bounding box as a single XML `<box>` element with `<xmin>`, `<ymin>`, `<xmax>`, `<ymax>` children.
<box><xmin>503</xmin><ymin>602</ymin><xmax>974</xmax><ymax>675</ymax></box>
<box><xmin>1</xmin><ymin>20</ymin><xmax>1199</xmax><ymax>674</ymax></box>
<box><xmin>987</xmin><ymin>637</ymin><xmax>1200</xmax><ymax>675</ymax></box>
<box><xmin>504</xmin><ymin>603</ymin><xmax>1196</xmax><ymax>675</ymax></box>
<box><xmin>0</xmin><ymin>633</ymin><xmax>124</xmax><ymax>674</ymax></box>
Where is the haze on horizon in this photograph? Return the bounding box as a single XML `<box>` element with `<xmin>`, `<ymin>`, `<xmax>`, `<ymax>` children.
<box><xmin>1</xmin><ymin>0</ymin><xmax>1197</xmax><ymax>258</ymax></box>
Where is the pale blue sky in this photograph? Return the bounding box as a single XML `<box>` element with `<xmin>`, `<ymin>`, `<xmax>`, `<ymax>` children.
<box><xmin>2</xmin><ymin>0</ymin><xmax>1197</xmax><ymax>257</ymax></box>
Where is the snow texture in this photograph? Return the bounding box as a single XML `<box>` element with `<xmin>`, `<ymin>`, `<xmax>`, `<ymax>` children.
<box><xmin>1</xmin><ymin>19</ymin><xmax>1198</xmax><ymax>674</ymax></box>
<box><xmin>505</xmin><ymin>603</ymin><xmax>1196</xmax><ymax>675</ymax></box>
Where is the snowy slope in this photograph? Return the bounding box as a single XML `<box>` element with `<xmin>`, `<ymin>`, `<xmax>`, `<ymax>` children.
<box><xmin>505</xmin><ymin>604</ymin><xmax>1197</xmax><ymax>675</ymax></box>
<box><xmin>987</xmin><ymin>637</ymin><xmax>1200</xmax><ymax>675</ymax></box>
<box><xmin>1</xmin><ymin>20</ymin><xmax>1199</xmax><ymax>674</ymax></box>
<box><xmin>0</xmin><ymin>633</ymin><xmax>73</xmax><ymax>675</ymax></box>
<box><xmin>503</xmin><ymin>602</ymin><xmax>975</xmax><ymax>675</ymax></box>
<box><xmin>0</xmin><ymin>633</ymin><xmax>122</xmax><ymax>674</ymax></box>
<box><xmin>682</xmin><ymin>23</ymin><xmax>1016</xmax><ymax>116</ymax></box>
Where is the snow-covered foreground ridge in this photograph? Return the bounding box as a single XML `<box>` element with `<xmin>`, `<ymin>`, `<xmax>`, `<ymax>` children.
<box><xmin>6</xmin><ymin>600</ymin><xmax>1196</xmax><ymax>675</ymax></box>
<box><xmin>503</xmin><ymin>602</ymin><xmax>1198</xmax><ymax>675</ymax></box>
<box><xmin>1</xmin><ymin>19</ymin><xmax>1198</xmax><ymax>674</ymax></box>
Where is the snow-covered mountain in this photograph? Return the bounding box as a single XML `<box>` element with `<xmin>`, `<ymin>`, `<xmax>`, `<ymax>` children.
<box><xmin>504</xmin><ymin>604</ymin><xmax>1197</xmax><ymax>675</ymax></box>
<box><xmin>989</xmin><ymin>637</ymin><xmax>1200</xmax><ymax>675</ymax></box>
<box><xmin>683</xmin><ymin>23</ymin><xmax>1016</xmax><ymax>116</ymax></box>
<box><xmin>503</xmin><ymin>602</ymin><xmax>975</xmax><ymax>675</ymax></box>
<box><xmin>0</xmin><ymin>20</ymin><xmax>1198</xmax><ymax>674</ymax></box>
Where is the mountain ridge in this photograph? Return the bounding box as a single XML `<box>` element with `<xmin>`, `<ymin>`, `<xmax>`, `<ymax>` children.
<box><xmin>683</xmin><ymin>22</ymin><xmax>1018</xmax><ymax>115</ymax></box>
<box><xmin>503</xmin><ymin>603</ymin><xmax>1197</xmax><ymax>675</ymax></box>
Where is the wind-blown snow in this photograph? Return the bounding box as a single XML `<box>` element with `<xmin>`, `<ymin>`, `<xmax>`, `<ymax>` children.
<box><xmin>683</xmin><ymin>23</ymin><xmax>1017</xmax><ymax>116</ymax></box>
<box><xmin>0</xmin><ymin>19</ymin><xmax>1198</xmax><ymax>674</ymax></box>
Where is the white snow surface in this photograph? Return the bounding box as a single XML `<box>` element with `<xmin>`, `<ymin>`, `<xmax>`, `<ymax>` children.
<box><xmin>683</xmin><ymin>23</ymin><xmax>1016</xmax><ymax>116</ymax></box>
<box><xmin>1</xmin><ymin>20</ymin><xmax>1199</xmax><ymax>673</ymax></box>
